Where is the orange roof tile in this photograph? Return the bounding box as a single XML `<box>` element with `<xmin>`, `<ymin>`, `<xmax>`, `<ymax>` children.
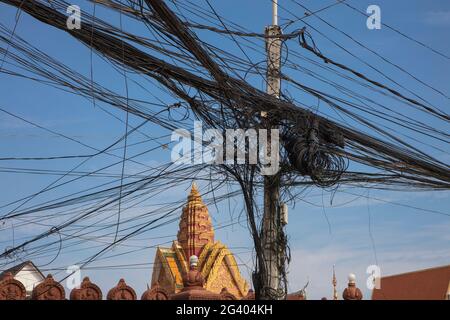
<box><xmin>372</xmin><ymin>264</ymin><xmax>450</xmax><ymax>300</ymax></box>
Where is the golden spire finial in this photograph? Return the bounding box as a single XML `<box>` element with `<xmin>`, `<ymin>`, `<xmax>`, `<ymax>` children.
<box><xmin>188</xmin><ymin>181</ymin><xmax>202</xmax><ymax>204</ymax></box>
<box><xmin>332</xmin><ymin>265</ymin><xmax>338</xmax><ymax>300</ymax></box>
<box><xmin>191</xmin><ymin>181</ymin><xmax>199</xmax><ymax>194</ymax></box>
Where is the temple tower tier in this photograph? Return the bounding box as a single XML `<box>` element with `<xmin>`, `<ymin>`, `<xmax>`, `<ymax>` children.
<box><xmin>177</xmin><ymin>183</ymin><xmax>214</xmax><ymax>258</ymax></box>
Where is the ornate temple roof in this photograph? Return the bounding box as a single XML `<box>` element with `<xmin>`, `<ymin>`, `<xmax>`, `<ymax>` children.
<box><xmin>151</xmin><ymin>183</ymin><xmax>249</xmax><ymax>298</ymax></box>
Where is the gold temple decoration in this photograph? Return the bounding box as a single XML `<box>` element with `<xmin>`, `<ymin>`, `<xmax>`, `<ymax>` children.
<box><xmin>150</xmin><ymin>182</ymin><xmax>249</xmax><ymax>298</ymax></box>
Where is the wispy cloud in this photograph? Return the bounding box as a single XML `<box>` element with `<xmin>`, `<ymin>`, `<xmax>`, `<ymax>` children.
<box><xmin>286</xmin><ymin>217</ymin><xmax>450</xmax><ymax>300</ymax></box>
<box><xmin>424</xmin><ymin>11</ymin><xmax>450</xmax><ymax>26</ymax></box>
<box><xmin>287</xmin><ymin>241</ymin><xmax>450</xmax><ymax>299</ymax></box>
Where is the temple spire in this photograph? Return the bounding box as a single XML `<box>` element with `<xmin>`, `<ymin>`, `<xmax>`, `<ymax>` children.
<box><xmin>177</xmin><ymin>182</ymin><xmax>214</xmax><ymax>259</ymax></box>
<box><xmin>188</xmin><ymin>182</ymin><xmax>201</xmax><ymax>203</ymax></box>
<box><xmin>332</xmin><ymin>265</ymin><xmax>338</xmax><ymax>300</ymax></box>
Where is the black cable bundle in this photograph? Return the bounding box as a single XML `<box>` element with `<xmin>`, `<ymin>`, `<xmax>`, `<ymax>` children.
<box><xmin>285</xmin><ymin>115</ymin><xmax>347</xmax><ymax>187</ymax></box>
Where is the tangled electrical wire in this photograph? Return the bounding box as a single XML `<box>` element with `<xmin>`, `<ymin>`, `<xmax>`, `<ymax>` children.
<box><xmin>0</xmin><ymin>0</ymin><xmax>449</xmax><ymax>300</ymax></box>
<box><xmin>284</xmin><ymin>113</ymin><xmax>347</xmax><ymax>187</ymax></box>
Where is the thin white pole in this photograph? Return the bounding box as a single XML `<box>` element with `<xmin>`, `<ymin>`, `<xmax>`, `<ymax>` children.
<box><xmin>272</xmin><ymin>0</ymin><xmax>278</xmax><ymax>26</ymax></box>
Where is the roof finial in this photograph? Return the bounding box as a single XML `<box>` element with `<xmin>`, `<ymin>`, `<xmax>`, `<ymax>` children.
<box><xmin>343</xmin><ymin>273</ymin><xmax>363</xmax><ymax>300</ymax></box>
<box><xmin>332</xmin><ymin>265</ymin><xmax>338</xmax><ymax>300</ymax></box>
<box><xmin>348</xmin><ymin>273</ymin><xmax>356</xmax><ymax>285</ymax></box>
<box><xmin>188</xmin><ymin>181</ymin><xmax>201</xmax><ymax>200</ymax></box>
<box><xmin>189</xmin><ymin>255</ymin><xmax>199</xmax><ymax>268</ymax></box>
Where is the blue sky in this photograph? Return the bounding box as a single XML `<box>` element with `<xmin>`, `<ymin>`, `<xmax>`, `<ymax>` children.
<box><xmin>0</xmin><ymin>0</ymin><xmax>449</xmax><ymax>299</ymax></box>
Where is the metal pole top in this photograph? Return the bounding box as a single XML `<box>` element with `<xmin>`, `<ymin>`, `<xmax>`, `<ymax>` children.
<box><xmin>272</xmin><ymin>0</ymin><xmax>278</xmax><ymax>26</ymax></box>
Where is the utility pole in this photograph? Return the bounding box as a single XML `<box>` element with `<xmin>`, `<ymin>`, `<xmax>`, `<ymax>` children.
<box><xmin>260</xmin><ymin>0</ymin><xmax>284</xmax><ymax>300</ymax></box>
